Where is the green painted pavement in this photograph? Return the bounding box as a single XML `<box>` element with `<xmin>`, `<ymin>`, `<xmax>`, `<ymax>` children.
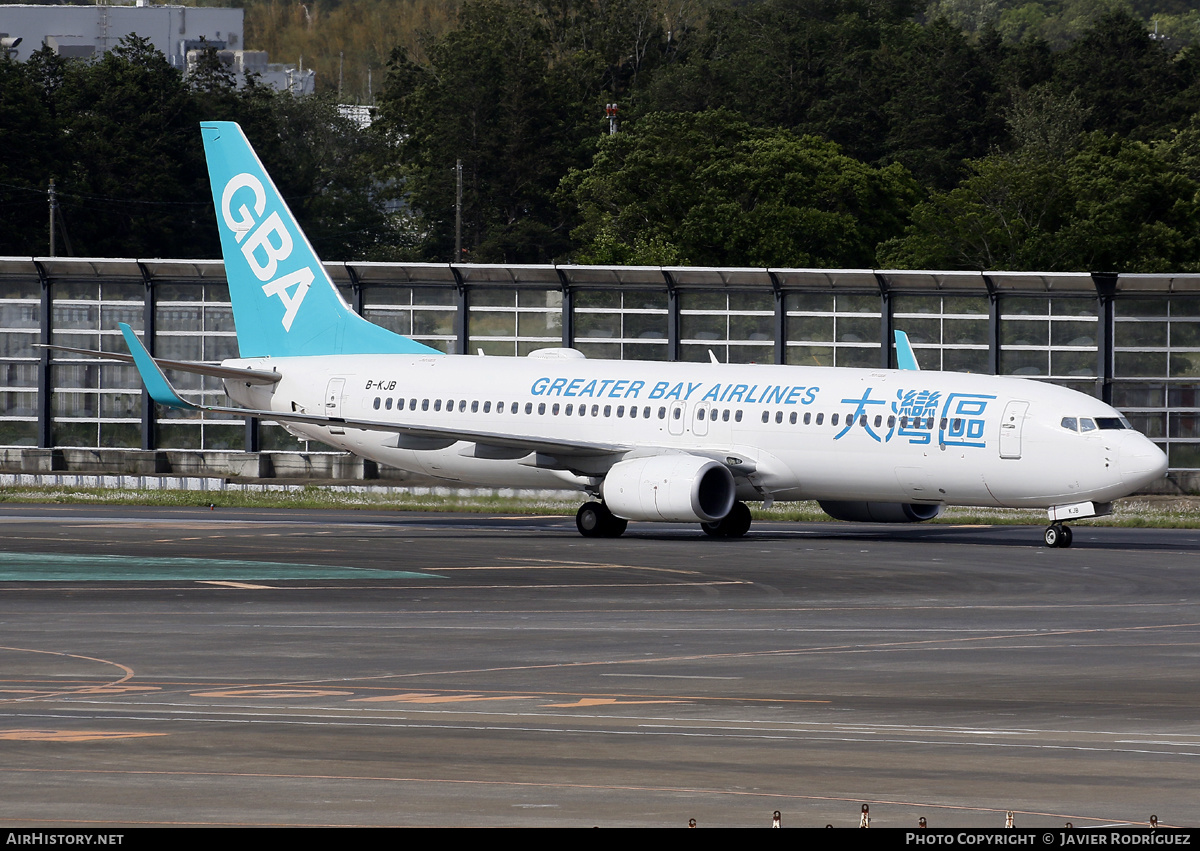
<box><xmin>0</xmin><ymin>552</ymin><xmax>436</xmax><ymax>581</ymax></box>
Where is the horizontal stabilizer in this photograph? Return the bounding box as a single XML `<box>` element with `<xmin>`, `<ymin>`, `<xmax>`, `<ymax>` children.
<box><xmin>37</xmin><ymin>343</ymin><xmax>281</xmax><ymax>385</ymax></box>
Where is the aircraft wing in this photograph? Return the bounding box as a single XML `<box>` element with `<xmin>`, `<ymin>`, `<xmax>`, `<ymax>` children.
<box><xmin>116</xmin><ymin>323</ymin><xmax>629</xmax><ymax>457</ymax></box>
<box><xmin>218</xmin><ymin>406</ymin><xmax>628</xmax><ymax>456</ymax></box>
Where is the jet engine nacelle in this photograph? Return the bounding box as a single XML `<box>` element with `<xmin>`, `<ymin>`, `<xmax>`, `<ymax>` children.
<box><xmin>602</xmin><ymin>455</ymin><xmax>736</xmax><ymax>523</ymax></box>
<box><xmin>818</xmin><ymin>500</ymin><xmax>944</xmax><ymax>523</ymax></box>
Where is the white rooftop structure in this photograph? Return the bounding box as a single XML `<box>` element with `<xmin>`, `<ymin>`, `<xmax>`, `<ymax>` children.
<box><xmin>0</xmin><ymin>3</ymin><xmax>243</xmax><ymax>68</ymax></box>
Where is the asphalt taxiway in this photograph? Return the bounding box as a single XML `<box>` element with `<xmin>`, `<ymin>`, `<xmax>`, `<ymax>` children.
<box><xmin>0</xmin><ymin>504</ymin><xmax>1197</xmax><ymax>828</ymax></box>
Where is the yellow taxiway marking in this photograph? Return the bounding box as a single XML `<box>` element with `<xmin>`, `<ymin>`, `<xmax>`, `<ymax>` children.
<box><xmin>350</xmin><ymin>693</ymin><xmax>534</xmax><ymax>704</ymax></box>
<box><xmin>72</xmin><ymin>686</ymin><xmax>160</xmax><ymax>694</ymax></box>
<box><xmin>197</xmin><ymin>581</ymin><xmax>276</xmax><ymax>589</ymax></box>
<box><xmin>0</xmin><ymin>685</ymin><xmax>155</xmax><ymax>694</ymax></box>
<box><xmin>0</xmin><ymin>730</ymin><xmax>166</xmax><ymax>742</ymax></box>
<box><xmin>432</xmin><ymin>562</ymin><xmax>706</xmax><ymax>576</ymax></box>
<box><xmin>193</xmin><ymin>689</ymin><xmax>354</xmax><ymax>699</ymax></box>
<box><xmin>0</xmin><ymin>646</ymin><xmax>136</xmax><ymax>704</ymax></box>
<box><xmin>542</xmin><ymin>698</ymin><xmax>686</xmax><ymax>707</ymax></box>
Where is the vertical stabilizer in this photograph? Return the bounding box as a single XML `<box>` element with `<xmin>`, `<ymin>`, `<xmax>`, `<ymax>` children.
<box><xmin>200</xmin><ymin>121</ymin><xmax>439</xmax><ymax>358</ymax></box>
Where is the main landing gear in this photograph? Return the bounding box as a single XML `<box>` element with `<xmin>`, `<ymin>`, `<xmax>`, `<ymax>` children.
<box><xmin>574</xmin><ymin>501</ymin><xmax>754</xmax><ymax>539</ymax></box>
<box><xmin>576</xmin><ymin>502</ymin><xmax>627</xmax><ymax>538</ymax></box>
<box><xmin>1044</xmin><ymin>523</ymin><xmax>1073</xmax><ymax>548</ymax></box>
<box><xmin>701</xmin><ymin>501</ymin><xmax>753</xmax><ymax>538</ymax></box>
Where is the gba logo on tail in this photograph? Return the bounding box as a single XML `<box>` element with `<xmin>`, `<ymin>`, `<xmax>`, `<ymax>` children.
<box><xmin>221</xmin><ymin>173</ymin><xmax>312</xmax><ymax>332</ymax></box>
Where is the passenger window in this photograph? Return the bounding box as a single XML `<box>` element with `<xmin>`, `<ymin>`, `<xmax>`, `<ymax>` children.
<box><xmin>671</xmin><ymin>407</ymin><xmax>680</xmax><ymax>420</ymax></box>
<box><xmin>373</xmin><ymin>397</ymin><xmax>381</xmax><ymax>410</ymax></box>
<box><xmin>592</xmin><ymin>405</ymin><xmax>600</xmax><ymax>416</ymax></box>
<box><xmin>832</xmin><ymin>413</ymin><xmax>839</xmax><ymax>426</ymax></box>
<box><xmin>525</xmin><ymin>402</ymin><xmax>533</xmax><ymax>414</ymax></box>
<box><xmin>483</xmin><ymin>401</ymin><xmax>491</xmax><ymax>413</ymax></box>
<box><xmin>537</xmin><ymin>403</ymin><xmax>546</xmax><ymax>415</ymax></box>
<box><xmin>816</xmin><ymin>413</ymin><xmax>824</xmax><ymax>425</ymax></box>
<box><xmin>617</xmin><ymin>405</ymin><xmax>624</xmax><ymax>417</ymax></box>
<box><xmin>511</xmin><ymin>402</ymin><xmax>518</xmax><ymax>413</ymax></box>
<box><xmin>605</xmin><ymin>405</ymin><xmax>612</xmax><ymax>417</ymax></box>
<box><xmin>761</xmin><ymin>411</ymin><xmax>769</xmax><ymax>423</ymax></box>
<box><xmin>471</xmin><ymin>400</ymin><xmax>479</xmax><ymax>413</ymax></box>
<box><xmin>629</xmin><ymin>406</ymin><xmax>637</xmax><ymax>418</ymax></box>
<box><xmin>735</xmin><ymin>410</ymin><xmax>743</xmax><ymax>422</ymax></box>
<box><xmin>790</xmin><ymin>412</ymin><xmax>797</xmax><ymax>424</ymax></box>
<box><xmin>940</xmin><ymin>417</ymin><xmax>947</xmax><ymax>430</ymax></box>
<box><xmin>385</xmin><ymin>398</ymin><xmax>393</xmax><ymax>410</ymax></box>
<box><xmin>459</xmin><ymin>400</ymin><xmax>467</xmax><ymax>412</ymax></box>
<box><xmin>643</xmin><ymin>407</ymin><xmax>651</xmax><ymax>418</ymax></box>
<box><xmin>887</xmin><ymin>416</ymin><xmax>895</xmax><ymax>428</ymax></box>
<box><xmin>775</xmin><ymin>411</ymin><xmax>783</xmax><ymax>424</ymax></box>
<box><xmin>552</xmin><ymin>403</ymin><xmax>559</xmax><ymax>415</ymax></box>
<box><xmin>722</xmin><ymin>409</ymin><xmax>730</xmax><ymax>422</ymax></box>
<box><xmin>803</xmin><ymin>412</ymin><xmax>811</xmax><ymax>425</ymax></box>
<box><xmin>565</xmin><ymin>404</ymin><xmax>573</xmax><ymax>416</ymax></box>
<box><xmin>421</xmin><ymin>399</ymin><xmax>429</xmax><ymax>411</ymax></box>
<box><xmin>873</xmin><ymin>415</ymin><xmax>881</xmax><ymax>428</ymax></box>
<box><xmin>434</xmin><ymin>400</ymin><xmax>442</xmax><ymax>412</ymax></box>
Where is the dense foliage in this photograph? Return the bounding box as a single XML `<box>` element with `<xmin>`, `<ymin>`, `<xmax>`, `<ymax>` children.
<box><xmin>5</xmin><ymin>0</ymin><xmax>1200</xmax><ymax>272</ymax></box>
<box><xmin>377</xmin><ymin>0</ymin><xmax>1200</xmax><ymax>271</ymax></box>
<box><xmin>0</xmin><ymin>37</ymin><xmax>400</xmax><ymax>259</ymax></box>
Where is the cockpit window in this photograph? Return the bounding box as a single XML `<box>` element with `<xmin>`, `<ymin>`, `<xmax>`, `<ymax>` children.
<box><xmin>1063</xmin><ymin>415</ymin><xmax>1132</xmax><ymax>433</ymax></box>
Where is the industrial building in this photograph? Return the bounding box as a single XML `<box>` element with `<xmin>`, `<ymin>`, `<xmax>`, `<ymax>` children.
<box><xmin>0</xmin><ymin>3</ymin><xmax>314</xmax><ymax>94</ymax></box>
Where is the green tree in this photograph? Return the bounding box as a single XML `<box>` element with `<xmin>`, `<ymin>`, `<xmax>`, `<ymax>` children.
<box><xmin>879</xmin><ymin>131</ymin><xmax>1200</xmax><ymax>271</ymax></box>
<box><xmin>560</xmin><ymin>110</ymin><xmax>919</xmax><ymax>267</ymax></box>
<box><xmin>874</xmin><ymin>18</ymin><xmax>1002</xmax><ymax>187</ymax></box>
<box><xmin>47</xmin><ymin>36</ymin><xmax>210</xmax><ymax>257</ymax></box>
<box><xmin>378</xmin><ymin>0</ymin><xmax>596</xmax><ymax>262</ymax></box>
<box><xmin>1053</xmin><ymin>8</ymin><xmax>1198</xmax><ymax>140</ymax></box>
<box><xmin>0</xmin><ymin>52</ymin><xmax>62</xmax><ymax>255</ymax></box>
<box><xmin>0</xmin><ymin>36</ymin><xmax>408</xmax><ymax>261</ymax></box>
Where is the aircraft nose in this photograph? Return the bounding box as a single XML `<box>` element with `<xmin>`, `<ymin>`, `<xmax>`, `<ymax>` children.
<box><xmin>1120</xmin><ymin>437</ymin><xmax>1168</xmax><ymax>484</ymax></box>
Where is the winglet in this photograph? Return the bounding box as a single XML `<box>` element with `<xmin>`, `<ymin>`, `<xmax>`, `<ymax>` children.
<box><xmin>894</xmin><ymin>330</ymin><xmax>920</xmax><ymax>371</ymax></box>
<box><xmin>119</xmin><ymin>323</ymin><xmax>198</xmax><ymax>410</ymax></box>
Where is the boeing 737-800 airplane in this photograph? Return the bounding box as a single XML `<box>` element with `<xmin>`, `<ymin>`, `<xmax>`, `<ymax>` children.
<box><xmin>73</xmin><ymin>122</ymin><xmax>1169</xmax><ymax>547</ymax></box>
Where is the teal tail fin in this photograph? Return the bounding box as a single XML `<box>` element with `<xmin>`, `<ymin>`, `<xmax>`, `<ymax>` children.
<box><xmin>200</xmin><ymin>121</ymin><xmax>440</xmax><ymax>359</ymax></box>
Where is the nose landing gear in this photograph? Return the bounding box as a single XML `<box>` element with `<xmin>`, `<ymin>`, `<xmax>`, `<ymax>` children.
<box><xmin>1044</xmin><ymin>523</ymin><xmax>1073</xmax><ymax>548</ymax></box>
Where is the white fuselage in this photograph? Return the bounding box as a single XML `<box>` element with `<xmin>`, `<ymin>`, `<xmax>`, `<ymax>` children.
<box><xmin>223</xmin><ymin>353</ymin><xmax>1167</xmax><ymax>509</ymax></box>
